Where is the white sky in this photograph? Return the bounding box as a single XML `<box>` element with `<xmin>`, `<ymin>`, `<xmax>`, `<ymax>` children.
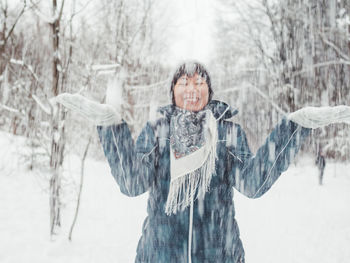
<box><xmin>66</xmin><ymin>0</ymin><xmax>216</xmax><ymax>67</ymax></box>
<box><xmin>164</xmin><ymin>0</ymin><xmax>215</xmax><ymax>67</ymax></box>
<box><xmin>9</xmin><ymin>0</ymin><xmax>216</xmax><ymax>67</ymax></box>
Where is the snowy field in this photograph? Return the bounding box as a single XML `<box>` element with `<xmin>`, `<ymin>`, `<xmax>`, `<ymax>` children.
<box><xmin>1</xmin><ymin>131</ymin><xmax>350</xmax><ymax>263</ymax></box>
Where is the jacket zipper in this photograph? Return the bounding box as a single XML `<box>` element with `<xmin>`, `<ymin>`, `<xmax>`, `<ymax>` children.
<box><xmin>188</xmin><ymin>197</ymin><xmax>194</xmax><ymax>263</ymax></box>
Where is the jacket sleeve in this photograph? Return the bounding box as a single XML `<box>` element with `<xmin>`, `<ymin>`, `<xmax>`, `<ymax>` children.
<box><xmin>97</xmin><ymin>121</ymin><xmax>157</xmax><ymax>197</ymax></box>
<box><xmin>226</xmin><ymin>118</ymin><xmax>311</xmax><ymax>198</ymax></box>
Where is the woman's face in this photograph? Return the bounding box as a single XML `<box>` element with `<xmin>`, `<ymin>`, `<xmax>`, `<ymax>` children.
<box><xmin>173</xmin><ymin>73</ymin><xmax>209</xmax><ymax>112</ymax></box>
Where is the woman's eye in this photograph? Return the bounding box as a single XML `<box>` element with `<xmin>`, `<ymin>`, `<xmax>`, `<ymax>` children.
<box><xmin>179</xmin><ymin>79</ymin><xmax>187</xmax><ymax>85</ymax></box>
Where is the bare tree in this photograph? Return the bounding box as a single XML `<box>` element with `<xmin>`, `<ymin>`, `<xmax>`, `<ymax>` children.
<box><xmin>1</xmin><ymin>0</ymin><xmax>170</xmax><ymax>237</ymax></box>
<box><xmin>0</xmin><ymin>0</ymin><xmax>26</xmax><ymax>74</ymax></box>
<box><xmin>47</xmin><ymin>0</ymin><xmax>66</xmax><ymax>236</ymax></box>
<box><xmin>213</xmin><ymin>0</ymin><xmax>350</xmax><ymax>157</ymax></box>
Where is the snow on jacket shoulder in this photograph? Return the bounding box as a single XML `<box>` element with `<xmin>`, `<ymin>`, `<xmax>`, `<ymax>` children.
<box><xmin>97</xmin><ymin>100</ymin><xmax>311</xmax><ymax>263</ymax></box>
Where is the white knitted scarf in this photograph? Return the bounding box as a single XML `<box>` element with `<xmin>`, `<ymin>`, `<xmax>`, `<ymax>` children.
<box><xmin>165</xmin><ymin>109</ymin><xmax>218</xmax><ymax>215</ymax></box>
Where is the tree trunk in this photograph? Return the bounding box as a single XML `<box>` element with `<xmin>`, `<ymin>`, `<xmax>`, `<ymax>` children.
<box><xmin>49</xmin><ymin>0</ymin><xmax>65</xmax><ymax>236</ymax></box>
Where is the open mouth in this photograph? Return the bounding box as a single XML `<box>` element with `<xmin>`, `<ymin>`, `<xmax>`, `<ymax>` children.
<box><xmin>184</xmin><ymin>94</ymin><xmax>200</xmax><ymax>103</ymax></box>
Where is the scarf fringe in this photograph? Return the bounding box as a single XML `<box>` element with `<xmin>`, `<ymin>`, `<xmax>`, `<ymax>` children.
<box><xmin>165</xmin><ymin>112</ymin><xmax>217</xmax><ymax>215</ymax></box>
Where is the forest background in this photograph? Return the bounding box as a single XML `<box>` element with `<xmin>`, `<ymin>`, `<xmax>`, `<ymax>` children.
<box><xmin>0</xmin><ymin>0</ymin><xmax>349</xmax><ymax>261</ymax></box>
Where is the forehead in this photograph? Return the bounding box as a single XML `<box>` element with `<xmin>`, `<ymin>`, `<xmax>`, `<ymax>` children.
<box><xmin>179</xmin><ymin>73</ymin><xmax>205</xmax><ymax>79</ymax></box>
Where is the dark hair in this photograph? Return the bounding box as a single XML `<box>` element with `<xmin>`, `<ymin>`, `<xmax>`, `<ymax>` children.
<box><xmin>170</xmin><ymin>61</ymin><xmax>213</xmax><ymax>105</ymax></box>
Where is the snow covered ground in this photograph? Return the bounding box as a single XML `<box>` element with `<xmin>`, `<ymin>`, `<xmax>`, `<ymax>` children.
<box><xmin>1</xmin><ymin>131</ymin><xmax>350</xmax><ymax>263</ymax></box>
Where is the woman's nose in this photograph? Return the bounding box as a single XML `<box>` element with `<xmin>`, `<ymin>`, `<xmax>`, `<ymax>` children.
<box><xmin>187</xmin><ymin>84</ymin><xmax>194</xmax><ymax>90</ymax></box>
<box><xmin>187</xmin><ymin>81</ymin><xmax>196</xmax><ymax>90</ymax></box>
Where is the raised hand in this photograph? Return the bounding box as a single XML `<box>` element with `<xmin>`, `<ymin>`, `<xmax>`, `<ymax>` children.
<box><xmin>288</xmin><ymin>105</ymin><xmax>350</xmax><ymax>129</ymax></box>
<box><xmin>51</xmin><ymin>93</ymin><xmax>122</xmax><ymax>126</ymax></box>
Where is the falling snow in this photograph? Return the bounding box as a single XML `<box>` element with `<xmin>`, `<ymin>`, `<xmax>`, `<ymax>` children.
<box><xmin>0</xmin><ymin>0</ymin><xmax>349</xmax><ymax>262</ymax></box>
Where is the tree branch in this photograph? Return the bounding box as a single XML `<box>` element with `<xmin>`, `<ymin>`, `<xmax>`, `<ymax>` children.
<box><xmin>292</xmin><ymin>60</ymin><xmax>350</xmax><ymax>77</ymax></box>
<box><xmin>68</xmin><ymin>135</ymin><xmax>92</xmax><ymax>241</ymax></box>
<box><xmin>318</xmin><ymin>31</ymin><xmax>350</xmax><ymax>61</ymax></box>
<box><xmin>0</xmin><ymin>103</ymin><xmax>24</xmax><ymax>116</ymax></box>
<box><xmin>3</xmin><ymin>0</ymin><xmax>26</xmax><ymax>45</ymax></box>
<box><xmin>9</xmin><ymin>59</ymin><xmax>53</xmax><ymax>114</ymax></box>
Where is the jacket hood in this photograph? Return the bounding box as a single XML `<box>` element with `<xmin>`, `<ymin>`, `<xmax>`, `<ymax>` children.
<box><xmin>157</xmin><ymin>100</ymin><xmax>238</xmax><ymax>121</ymax></box>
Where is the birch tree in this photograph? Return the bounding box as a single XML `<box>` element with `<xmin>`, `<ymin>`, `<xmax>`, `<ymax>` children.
<box><xmin>48</xmin><ymin>0</ymin><xmax>65</xmax><ymax>235</ymax></box>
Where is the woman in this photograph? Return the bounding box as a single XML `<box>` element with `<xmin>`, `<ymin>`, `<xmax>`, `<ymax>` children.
<box><xmin>96</xmin><ymin>62</ymin><xmax>311</xmax><ymax>262</ymax></box>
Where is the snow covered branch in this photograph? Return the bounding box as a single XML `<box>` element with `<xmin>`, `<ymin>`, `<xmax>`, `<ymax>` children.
<box><xmin>32</xmin><ymin>94</ymin><xmax>51</xmax><ymax>115</ymax></box>
<box><xmin>10</xmin><ymin>59</ymin><xmax>41</xmax><ymax>84</ymax></box>
<box><xmin>29</xmin><ymin>0</ymin><xmax>60</xmax><ymax>24</ymax></box>
<box><xmin>0</xmin><ymin>103</ymin><xmax>24</xmax><ymax>117</ymax></box>
<box><xmin>292</xmin><ymin>60</ymin><xmax>350</xmax><ymax>77</ymax></box>
<box><xmin>91</xmin><ymin>64</ymin><xmax>121</xmax><ymax>76</ymax></box>
<box><xmin>9</xmin><ymin>59</ymin><xmax>53</xmax><ymax>115</ymax></box>
<box><xmin>319</xmin><ymin>32</ymin><xmax>350</xmax><ymax>61</ymax></box>
<box><xmin>216</xmin><ymin>84</ymin><xmax>287</xmax><ymax>115</ymax></box>
<box><xmin>127</xmin><ymin>78</ymin><xmax>170</xmax><ymax>92</ymax></box>
<box><xmin>91</xmin><ymin>64</ymin><xmax>121</xmax><ymax>72</ymax></box>
<box><xmin>215</xmin><ymin>87</ymin><xmax>242</xmax><ymax>95</ymax></box>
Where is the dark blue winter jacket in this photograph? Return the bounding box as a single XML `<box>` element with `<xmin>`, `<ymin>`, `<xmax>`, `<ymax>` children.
<box><xmin>97</xmin><ymin>100</ymin><xmax>310</xmax><ymax>263</ymax></box>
